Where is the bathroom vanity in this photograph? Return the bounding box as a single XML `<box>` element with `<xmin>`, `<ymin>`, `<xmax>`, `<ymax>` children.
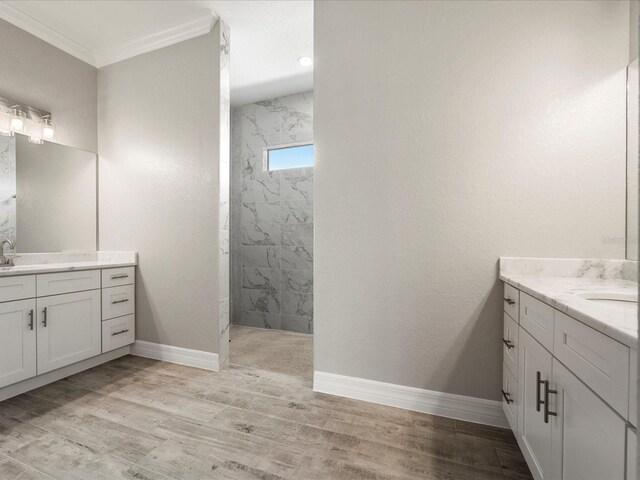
<box><xmin>0</xmin><ymin>252</ymin><xmax>137</xmax><ymax>401</ymax></box>
<box><xmin>500</xmin><ymin>258</ymin><xmax>637</xmax><ymax>480</ymax></box>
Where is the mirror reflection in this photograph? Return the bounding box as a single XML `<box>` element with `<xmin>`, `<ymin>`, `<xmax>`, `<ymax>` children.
<box><xmin>0</xmin><ymin>134</ymin><xmax>96</xmax><ymax>253</ymax></box>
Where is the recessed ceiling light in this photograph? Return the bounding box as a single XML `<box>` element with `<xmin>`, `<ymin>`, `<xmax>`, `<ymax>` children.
<box><xmin>298</xmin><ymin>56</ymin><xmax>313</xmax><ymax>67</ymax></box>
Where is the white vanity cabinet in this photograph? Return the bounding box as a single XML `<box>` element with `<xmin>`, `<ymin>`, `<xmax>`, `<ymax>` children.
<box><xmin>0</xmin><ymin>265</ymin><xmax>136</xmax><ymax>398</ymax></box>
<box><xmin>503</xmin><ymin>283</ymin><xmax>635</xmax><ymax>480</ymax></box>
<box><xmin>36</xmin><ymin>290</ymin><xmax>101</xmax><ymax>374</ymax></box>
<box><xmin>550</xmin><ymin>360</ymin><xmax>626</xmax><ymax>480</ymax></box>
<box><xmin>0</xmin><ymin>299</ymin><xmax>36</xmax><ymax>388</ymax></box>
<box><xmin>518</xmin><ymin>328</ymin><xmax>553</xmax><ymax>480</ymax></box>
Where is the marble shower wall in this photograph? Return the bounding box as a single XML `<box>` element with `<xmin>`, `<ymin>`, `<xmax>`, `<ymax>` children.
<box><xmin>231</xmin><ymin>91</ymin><xmax>313</xmax><ymax>333</ymax></box>
<box><xmin>218</xmin><ymin>21</ymin><xmax>231</xmax><ymax>363</ymax></box>
<box><xmin>0</xmin><ymin>136</ymin><xmax>16</xmax><ymax>244</ymax></box>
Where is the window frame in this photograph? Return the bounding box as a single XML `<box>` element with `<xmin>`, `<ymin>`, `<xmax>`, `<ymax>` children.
<box><xmin>263</xmin><ymin>141</ymin><xmax>314</xmax><ymax>172</ymax></box>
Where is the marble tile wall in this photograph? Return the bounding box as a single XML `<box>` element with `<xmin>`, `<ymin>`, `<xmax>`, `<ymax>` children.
<box><xmin>218</xmin><ymin>21</ymin><xmax>231</xmax><ymax>363</ymax></box>
<box><xmin>0</xmin><ymin>136</ymin><xmax>16</xmax><ymax>245</ymax></box>
<box><xmin>231</xmin><ymin>91</ymin><xmax>313</xmax><ymax>333</ymax></box>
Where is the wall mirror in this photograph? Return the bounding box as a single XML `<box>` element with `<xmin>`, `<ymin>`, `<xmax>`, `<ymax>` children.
<box><xmin>627</xmin><ymin>57</ymin><xmax>639</xmax><ymax>260</ymax></box>
<box><xmin>0</xmin><ymin>134</ymin><xmax>97</xmax><ymax>253</ymax></box>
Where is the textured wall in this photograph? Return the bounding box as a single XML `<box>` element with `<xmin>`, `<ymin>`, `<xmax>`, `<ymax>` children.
<box><xmin>315</xmin><ymin>0</ymin><xmax>628</xmax><ymax>401</ymax></box>
<box><xmin>0</xmin><ymin>19</ymin><xmax>97</xmax><ymax>152</ymax></box>
<box><xmin>98</xmin><ymin>25</ymin><xmax>223</xmax><ymax>354</ymax></box>
<box><xmin>231</xmin><ymin>91</ymin><xmax>314</xmax><ymax>333</ymax></box>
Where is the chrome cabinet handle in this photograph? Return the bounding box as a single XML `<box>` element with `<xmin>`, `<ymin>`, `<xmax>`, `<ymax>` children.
<box><xmin>504</xmin><ymin>298</ymin><xmax>515</xmax><ymax>306</ymax></box>
<box><xmin>502</xmin><ymin>338</ymin><xmax>514</xmax><ymax>349</ymax></box>
<box><xmin>501</xmin><ymin>389</ymin><xmax>513</xmax><ymax>404</ymax></box>
<box><xmin>28</xmin><ymin>309</ymin><xmax>33</xmax><ymax>330</ymax></box>
<box><xmin>111</xmin><ymin>299</ymin><xmax>129</xmax><ymax>304</ymax></box>
<box><xmin>112</xmin><ymin>329</ymin><xmax>130</xmax><ymax>336</ymax></box>
<box><xmin>111</xmin><ymin>274</ymin><xmax>129</xmax><ymax>279</ymax></box>
<box><xmin>42</xmin><ymin>307</ymin><xmax>47</xmax><ymax>327</ymax></box>
<box><xmin>536</xmin><ymin>371</ymin><xmax>545</xmax><ymax>412</ymax></box>
<box><xmin>543</xmin><ymin>380</ymin><xmax>557</xmax><ymax>423</ymax></box>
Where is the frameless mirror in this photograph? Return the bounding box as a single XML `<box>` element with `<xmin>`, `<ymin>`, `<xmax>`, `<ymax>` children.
<box><xmin>627</xmin><ymin>57</ymin><xmax>639</xmax><ymax>260</ymax></box>
<box><xmin>0</xmin><ymin>134</ymin><xmax>97</xmax><ymax>253</ymax></box>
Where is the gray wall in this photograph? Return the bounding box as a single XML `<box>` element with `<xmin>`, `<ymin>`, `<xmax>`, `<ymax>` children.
<box><xmin>315</xmin><ymin>0</ymin><xmax>629</xmax><ymax>401</ymax></box>
<box><xmin>98</xmin><ymin>24</ymin><xmax>224</xmax><ymax>354</ymax></box>
<box><xmin>0</xmin><ymin>19</ymin><xmax>97</xmax><ymax>152</ymax></box>
<box><xmin>231</xmin><ymin>91</ymin><xmax>314</xmax><ymax>333</ymax></box>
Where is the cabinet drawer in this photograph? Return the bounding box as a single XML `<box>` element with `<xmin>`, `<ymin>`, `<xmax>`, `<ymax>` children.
<box><xmin>102</xmin><ymin>284</ymin><xmax>135</xmax><ymax>320</ymax></box>
<box><xmin>502</xmin><ymin>363</ymin><xmax>518</xmax><ymax>434</ymax></box>
<box><xmin>0</xmin><ymin>275</ymin><xmax>35</xmax><ymax>303</ymax></box>
<box><xmin>503</xmin><ymin>312</ymin><xmax>518</xmax><ymax>378</ymax></box>
<box><xmin>102</xmin><ymin>314</ymin><xmax>135</xmax><ymax>353</ymax></box>
<box><xmin>503</xmin><ymin>283</ymin><xmax>519</xmax><ymax>321</ymax></box>
<box><xmin>554</xmin><ymin>311</ymin><xmax>629</xmax><ymax>418</ymax></box>
<box><xmin>519</xmin><ymin>292</ymin><xmax>554</xmax><ymax>351</ymax></box>
<box><xmin>37</xmin><ymin>270</ymin><xmax>100</xmax><ymax>297</ymax></box>
<box><xmin>102</xmin><ymin>267</ymin><xmax>134</xmax><ymax>288</ymax></box>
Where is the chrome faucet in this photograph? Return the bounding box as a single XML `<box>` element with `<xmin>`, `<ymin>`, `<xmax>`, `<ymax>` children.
<box><xmin>0</xmin><ymin>239</ymin><xmax>16</xmax><ymax>266</ymax></box>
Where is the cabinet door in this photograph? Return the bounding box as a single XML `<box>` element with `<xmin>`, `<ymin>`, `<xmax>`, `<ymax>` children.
<box><xmin>37</xmin><ymin>290</ymin><xmax>101</xmax><ymax>375</ymax></box>
<box><xmin>551</xmin><ymin>360</ymin><xmax>626</xmax><ymax>480</ymax></box>
<box><xmin>0</xmin><ymin>299</ymin><xmax>36</xmax><ymax>388</ymax></box>
<box><xmin>518</xmin><ymin>327</ymin><xmax>553</xmax><ymax>480</ymax></box>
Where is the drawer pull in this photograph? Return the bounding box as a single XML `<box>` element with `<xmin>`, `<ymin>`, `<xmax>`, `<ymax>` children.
<box><xmin>111</xmin><ymin>298</ymin><xmax>129</xmax><ymax>304</ymax></box>
<box><xmin>28</xmin><ymin>309</ymin><xmax>34</xmax><ymax>330</ymax></box>
<box><xmin>543</xmin><ymin>380</ymin><xmax>558</xmax><ymax>423</ymax></box>
<box><xmin>112</xmin><ymin>329</ymin><xmax>130</xmax><ymax>336</ymax></box>
<box><xmin>42</xmin><ymin>307</ymin><xmax>47</xmax><ymax>328</ymax></box>
<box><xmin>501</xmin><ymin>389</ymin><xmax>513</xmax><ymax>404</ymax></box>
<box><xmin>504</xmin><ymin>298</ymin><xmax>515</xmax><ymax>306</ymax></box>
<box><xmin>502</xmin><ymin>338</ymin><xmax>514</xmax><ymax>349</ymax></box>
<box><xmin>111</xmin><ymin>274</ymin><xmax>129</xmax><ymax>279</ymax></box>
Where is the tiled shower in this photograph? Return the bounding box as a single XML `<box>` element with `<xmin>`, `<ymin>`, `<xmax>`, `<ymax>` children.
<box><xmin>230</xmin><ymin>91</ymin><xmax>314</xmax><ymax>333</ymax></box>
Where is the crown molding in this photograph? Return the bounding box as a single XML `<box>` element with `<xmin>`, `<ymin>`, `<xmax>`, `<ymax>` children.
<box><xmin>0</xmin><ymin>2</ymin><xmax>96</xmax><ymax>65</ymax></box>
<box><xmin>0</xmin><ymin>4</ymin><xmax>216</xmax><ymax>69</ymax></box>
<box><xmin>94</xmin><ymin>12</ymin><xmax>215</xmax><ymax>68</ymax></box>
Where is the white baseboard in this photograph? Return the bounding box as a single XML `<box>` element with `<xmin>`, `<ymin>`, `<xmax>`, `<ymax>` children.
<box><xmin>313</xmin><ymin>371</ymin><xmax>508</xmax><ymax>428</ymax></box>
<box><xmin>131</xmin><ymin>340</ymin><xmax>220</xmax><ymax>371</ymax></box>
<box><xmin>0</xmin><ymin>346</ymin><xmax>130</xmax><ymax>402</ymax></box>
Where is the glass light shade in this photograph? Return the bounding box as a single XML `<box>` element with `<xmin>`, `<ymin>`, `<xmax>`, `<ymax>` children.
<box><xmin>10</xmin><ymin>109</ymin><xmax>26</xmax><ymax>134</ymax></box>
<box><xmin>28</xmin><ymin>136</ymin><xmax>43</xmax><ymax>145</ymax></box>
<box><xmin>0</xmin><ymin>111</ymin><xmax>12</xmax><ymax>136</ymax></box>
<box><xmin>42</xmin><ymin>119</ymin><xmax>55</xmax><ymax>141</ymax></box>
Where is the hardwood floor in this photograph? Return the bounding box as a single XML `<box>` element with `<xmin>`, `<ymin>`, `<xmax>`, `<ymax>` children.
<box><xmin>0</xmin><ymin>355</ymin><xmax>532</xmax><ymax>479</ymax></box>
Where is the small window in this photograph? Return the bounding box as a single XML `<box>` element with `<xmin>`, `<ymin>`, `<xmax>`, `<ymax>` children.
<box><xmin>267</xmin><ymin>144</ymin><xmax>314</xmax><ymax>171</ymax></box>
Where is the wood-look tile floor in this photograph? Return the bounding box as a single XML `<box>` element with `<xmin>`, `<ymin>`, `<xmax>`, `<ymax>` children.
<box><xmin>0</xmin><ymin>355</ymin><xmax>532</xmax><ymax>480</ymax></box>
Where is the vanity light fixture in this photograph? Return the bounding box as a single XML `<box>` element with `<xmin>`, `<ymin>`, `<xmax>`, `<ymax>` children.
<box><xmin>0</xmin><ymin>109</ymin><xmax>11</xmax><ymax>136</ymax></box>
<box><xmin>41</xmin><ymin>115</ymin><xmax>55</xmax><ymax>141</ymax></box>
<box><xmin>10</xmin><ymin>106</ymin><xmax>26</xmax><ymax>134</ymax></box>
<box><xmin>298</xmin><ymin>56</ymin><xmax>313</xmax><ymax>67</ymax></box>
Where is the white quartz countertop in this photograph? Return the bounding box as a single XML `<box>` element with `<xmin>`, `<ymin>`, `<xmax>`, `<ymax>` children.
<box><xmin>500</xmin><ymin>258</ymin><xmax>638</xmax><ymax>349</ymax></box>
<box><xmin>0</xmin><ymin>251</ymin><xmax>137</xmax><ymax>277</ymax></box>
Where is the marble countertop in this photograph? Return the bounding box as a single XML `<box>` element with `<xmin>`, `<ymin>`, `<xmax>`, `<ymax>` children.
<box><xmin>0</xmin><ymin>251</ymin><xmax>137</xmax><ymax>277</ymax></box>
<box><xmin>500</xmin><ymin>257</ymin><xmax>638</xmax><ymax>349</ymax></box>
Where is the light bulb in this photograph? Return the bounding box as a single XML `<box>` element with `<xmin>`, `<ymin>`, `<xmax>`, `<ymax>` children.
<box><xmin>297</xmin><ymin>56</ymin><xmax>312</xmax><ymax>67</ymax></box>
<box><xmin>41</xmin><ymin>116</ymin><xmax>55</xmax><ymax>141</ymax></box>
<box><xmin>10</xmin><ymin>107</ymin><xmax>26</xmax><ymax>134</ymax></box>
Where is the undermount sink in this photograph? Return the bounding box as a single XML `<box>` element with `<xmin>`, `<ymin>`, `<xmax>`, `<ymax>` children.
<box><xmin>576</xmin><ymin>291</ymin><xmax>638</xmax><ymax>310</ymax></box>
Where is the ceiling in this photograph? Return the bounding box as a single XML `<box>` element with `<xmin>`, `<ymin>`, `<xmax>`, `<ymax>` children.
<box><xmin>0</xmin><ymin>0</ymin><xmax>313</xmax><ymax>105</ymax></box>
